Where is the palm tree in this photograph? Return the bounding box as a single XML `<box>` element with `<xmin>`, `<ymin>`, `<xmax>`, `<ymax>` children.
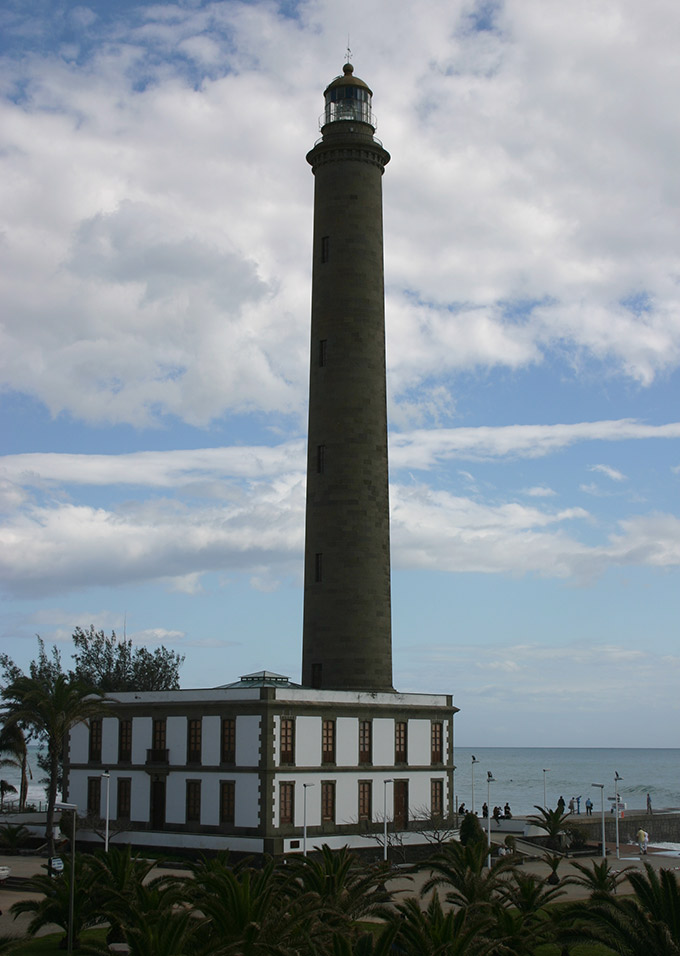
<box><xmin>330</xmin><ymin>925</ymin><xmax>398</xmax><ymax>956</ymax></box>
<box><xmin>284</xmin><ymin>844</ymin><xmax>391</xmax><ymax>926</ymax></box>
<box><xmin>527</xmin><ymin>805</ymin><xmax>572</xmax><ymax>850</ymax></box>
<box><xmin>492</xmin><ymin>869</ymin><xmax>565</xmax><ymax>954</ymax></box>
<box><xmin>9</xmin><ymin>854</ymin><xmax>102</xmax><ymax>948</ymax></box>
<box><xmin>560</xmin><ymin>863</ymin><xmax>680</xmax><ymax>955</ymax></box>
<box><xmin>0</xmin><ymin>782</ymin><xmax>17</xmax><ymax>811</ymax></box>
<box><xmin>566</xmin><ymin>858</ymin><xmax>633</xmax><ymax>897</ymax></box>
<box><xmin>627</xmin><ymin>863</ymin><xmax>680</xmax><ymax>943</ymax></box>
<box><xmin>1</xmin><ymin>673</ymin><xmax>105</xmax><ymax>859</ymax></box>
<box><xmin>0</xmin><ymin>723</ymin><xmax>31</xmax><ymax>810</ymax></box>
<box><xmin>388</xmin><ymin>895</ymin><xmax>496</xmax><ymax>956</ymax></box>
<box><xmin>101</xmin><ymin>878</ymin><xmax>197</xmax><ymax>956</ymax></box>
<box><xmin>86</xmin><ymin>845</ymin><xmax>159</xmax><ymax>944</ymax></box>
<box><xmin>0</xmin><ymin>824</ymin><xmax>31</xmax><ymax>854</ymax></box>
<box><xmin>189</xmin><ymin>856</ymin><xmax>318</xmax><ymax>955</ymax></box>
<box><xmin>420</xmin><ymin>838</ymin><xmax>515</xmax><ymax>911</ymax></box>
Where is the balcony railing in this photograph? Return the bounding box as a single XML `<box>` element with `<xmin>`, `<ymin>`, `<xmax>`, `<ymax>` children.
<box><xmin>146</xmin><ymin>748</ymin><xmax>169</xmax><ymax>765</ymax></box>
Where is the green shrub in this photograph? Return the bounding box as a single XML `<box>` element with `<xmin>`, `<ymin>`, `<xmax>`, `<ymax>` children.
<box><xmin>459</xmin><ymin>811</ymin><xmax>486</xmax><ymax>846</ymax></box>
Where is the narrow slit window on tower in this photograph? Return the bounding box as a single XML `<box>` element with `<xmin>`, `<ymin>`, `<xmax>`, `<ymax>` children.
<box><xmin>315</xmin><ymin>552</ymin><xmax>323</xmax><ymax>582</ymax></box>
<box><xmin>319</xmin><ymin>339</ymin><xmax>327</xmax><ymax>367</ymax></box>
<box><xmin>317</xmin><ymin>444</ymin><xmax>325</xmax><ymax>474</ymax></box>
<box><xmin>321</xmin><ymin>235</ymin><xmax>330</xmax><ymax>262</ymax></box>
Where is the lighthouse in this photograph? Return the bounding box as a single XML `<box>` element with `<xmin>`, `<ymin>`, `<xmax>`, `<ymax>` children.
<box><xmin>67</xmin><ymin>64</ymin><xmax>457</xmax><ymax>860</ymax></box>
<box><xmin>302</xmin><ymin>63</ymin><xmax>394</xmax><ymax>693</ymax></box>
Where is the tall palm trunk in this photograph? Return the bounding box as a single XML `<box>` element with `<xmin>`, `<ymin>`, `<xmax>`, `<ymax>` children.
<box><xmin>46</xmin><ymin>742</ymin><xmax>60</xmax><ymax>861</ymax></box>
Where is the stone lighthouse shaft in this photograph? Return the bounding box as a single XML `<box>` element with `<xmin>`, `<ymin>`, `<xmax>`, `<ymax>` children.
<box><xmin>302</xmin><ymin>64</ymin><xmax>394</xmax><ymax>692</ymax></box>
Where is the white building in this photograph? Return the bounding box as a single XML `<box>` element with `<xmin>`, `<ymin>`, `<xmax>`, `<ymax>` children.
<box><xmin>66</xmin><ymin>671</ymin><xmax>456</xmax><ymax>857</ymax></box>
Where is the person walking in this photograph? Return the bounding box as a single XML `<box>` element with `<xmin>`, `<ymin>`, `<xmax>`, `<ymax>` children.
<box><xmin>637</xmin><ymin>827</ymin><xmax>649</xmax><ymax>854</ymax></box>
<box><xmin>585</xmin><ymin>797</ymin><xmax>593</xmax><ymax>816</ymax></box>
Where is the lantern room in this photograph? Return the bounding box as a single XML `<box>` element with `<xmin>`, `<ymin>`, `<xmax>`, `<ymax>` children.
<box><xmin>322</xmin><ymin>63</ymin><xmax>375</xmax><ymax>128</ymax></box>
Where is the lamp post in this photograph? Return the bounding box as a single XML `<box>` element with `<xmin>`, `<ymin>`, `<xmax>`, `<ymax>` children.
<box><xmin>592</xmin><ymin>783</ymin><xmax>605</xmax><ymax>859</ymax></box>
<box><xmin>101</xmin><ymin>770</ymin><xmax>111</xmax><ymax>852</ymax></box>
<box><xmin>55</xmin><ymin>802</ymin><xmax>78</xmax><ymax>956</ymax></box>
<box><xmin>383</xmin><ymin>779</ymin><xmax>393</xmax><ymax>863</ymax></box>
<box><xmin>471</xmin><ymin>755</ymin><xmax>479</xmax><ymax>815</ymax></box>
<box><xmin>542</xmin><ymin>768</ymin><xmax>550</xmax><ymax>808</ymax></box>
<box><xmin>486</xmin><ymin>771</ymin><xmax>494</xmax><ymax>868</ymax></box>
<box><xmin>614</xmin><ymin>771</ymin><xmax>622</xmax><ymax>859</ymax></box>
<box><xmin>303</xmin><ymin>783</ymin><xmax>314</xmax><ymax>857</ymax></box>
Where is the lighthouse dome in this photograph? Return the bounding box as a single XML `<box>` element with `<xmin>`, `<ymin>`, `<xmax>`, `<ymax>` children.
<box><xmin>322</xmin><ymin>63</ymin><xmax>374</xmax><ymax>127</ymax></box>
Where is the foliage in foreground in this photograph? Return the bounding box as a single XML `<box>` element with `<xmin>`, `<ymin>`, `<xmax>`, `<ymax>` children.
<box><xmin>4</xmin><ymin>845</ymin><xmax>680</xmax><ymax>955</ymax></box>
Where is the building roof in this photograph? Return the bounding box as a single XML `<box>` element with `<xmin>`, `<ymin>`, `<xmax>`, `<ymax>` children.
<box><xmin>216</xmin><ymin>670</ymin><xmax>301</xmax><ymax>689</ymax></box>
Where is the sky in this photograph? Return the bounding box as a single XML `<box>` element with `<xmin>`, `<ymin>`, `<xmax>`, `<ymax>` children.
<box><xmin>1</xmin><ymin>0</ymin><xmax>679</xmax><ymax>748</ymax></box>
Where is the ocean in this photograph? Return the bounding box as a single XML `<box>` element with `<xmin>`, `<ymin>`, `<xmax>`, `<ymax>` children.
<box><xmin>454</xmin><ymin>747</ymin><xmax>680</xmax><ymax>817</ymax></box>
<box><xmin>1</xmin><ymin>744</ymin><xmax>678</xmax><ymax>819</ymax></box>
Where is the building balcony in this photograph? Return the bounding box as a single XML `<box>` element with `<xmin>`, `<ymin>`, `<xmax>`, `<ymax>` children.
<box><xmin>146</xmin><ymin>748</ymin><xmax>169</xmax><ymax>766</ymax></box>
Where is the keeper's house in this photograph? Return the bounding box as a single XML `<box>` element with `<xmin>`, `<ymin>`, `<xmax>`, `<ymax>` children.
<box><xmin>66</xmin><ymin>671</ymin><xmax>455</xmax><ymax>856</ymax></box>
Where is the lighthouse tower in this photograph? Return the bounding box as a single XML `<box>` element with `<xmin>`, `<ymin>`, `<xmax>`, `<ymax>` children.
<box><xmin>67</xmin><ymin>64</ymin><xmax>457</xmax><ymax>859</ymax></box>
<box><xmin>302</xmin><ymin>64</ymin><xmax>394</xmax><ymax>692</ymax></box>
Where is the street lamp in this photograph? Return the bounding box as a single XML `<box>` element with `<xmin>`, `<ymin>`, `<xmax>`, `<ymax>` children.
<box><xmin>614</xmin><ymin>771</ymin><xmax>622</xmax><ymax>859</ymax></box>
<box><xmin>383</xmin><ymin>779</ymin><xmax>393</xmax><ymax>863</ymax></box>
<box><xmin>302</xmin><ymin>783</ymin><xmax>314</xmax><ymax>857</ymax></box>
<box><xmin>55</xmin><ymin>802</ymin><xmax>78</xmax><ymax>956</ymax></box>
<box><xmin>471</xmin><ymin>755</ymin><xmax>479</xmax><ymax>815</ymax></box>
<box><xmin>101</xmin><ymin>771</ymin><xmax>111</xmax><ymax>852</ymax></box>
<box><xmin>542</xmin><ymin>768</ymin><xmax>550</xmax><ymax>809</ymax></box>
<box><xmin>486</xmin><ymin>771</ymin><xmax>494</xmax><ymax>868</ymax></box>
<box><xmin>592</xmin><ymin>783</ymin><xmax>605</xmax><ymax>860</ymax></box>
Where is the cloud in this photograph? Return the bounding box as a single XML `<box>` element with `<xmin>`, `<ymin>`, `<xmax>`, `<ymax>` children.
<box><xmin>390</xmin><ymin>421</ymin><xmax>680</xmax><ymax>469</ymax></box>
<box><xmin>523</xmin><ymin>486</ymin><xmax>556</xmax><ymax>497</ymax></box>
<box><xmin>590</xmin><ymin>464</ymin><xmax>627</xmax><ymax>482</ymax></box>
<box><xmin>0</xmin><ymin>421</ymin><xmax>676</xmax><ymax>495</ymax></box>
<box><xmin>1</xmin><ymin>0</ymin><xmax>680</xmax><ymax>430</ymax></box>
<box><xmin>0</xmin><ymin>443</ymin><xmax>306</xmax><ymax>490</ymax></box>
<box><xmin>2</xmin><ymin>414</ymin><xmax>680</xmax><ymax>598</ymax></box>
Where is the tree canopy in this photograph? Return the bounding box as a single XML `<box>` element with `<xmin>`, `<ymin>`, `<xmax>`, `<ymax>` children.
<box><xmin>70</xmin><ymin>625</ymin><xmax>184</xmax><ymax>692</ymax></box>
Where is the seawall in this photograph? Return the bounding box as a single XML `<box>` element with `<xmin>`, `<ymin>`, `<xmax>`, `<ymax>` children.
<box><xmin>567</xmin><ymin>810</ymin><xmax>680</xmax><ymax>844</ymax></box>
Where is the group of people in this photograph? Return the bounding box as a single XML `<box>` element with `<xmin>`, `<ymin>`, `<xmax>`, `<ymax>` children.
<box><xmin>557</xmin><ymin>795</ymin><xmax>586</xmax><ymax>815</ymax></box>
<box><xmin>483</xmin><ymin>802</ymin><xmax>512</xmax><ymax>821</ymax></box>
<box><xmin>457</xmin><ymin>802</ymin><xmax>512</xmax><ymax>821</ymax></box>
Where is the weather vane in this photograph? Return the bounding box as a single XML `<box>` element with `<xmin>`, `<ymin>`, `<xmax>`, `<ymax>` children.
<box><xmin>345</xmin><ymin>38</ymin><xmax>352</xmax><ymax>64</ymax></box>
